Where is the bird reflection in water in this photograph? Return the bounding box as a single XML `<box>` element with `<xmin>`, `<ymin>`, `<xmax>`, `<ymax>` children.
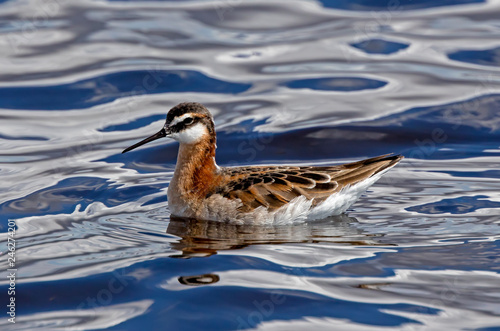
<box><xmin>167</xmin><ymin>215</ymin><xmax>392</xmax><ymax>286</ymax></box>
<box><xmin>178</xmin><ymin>274</ymin><xmax>220</xmax><ymax>286</ymax></box>
<box><xmin>166</xmin><ymin>214</ymin><xmax>390</xmax><ymax>258</ymax></box>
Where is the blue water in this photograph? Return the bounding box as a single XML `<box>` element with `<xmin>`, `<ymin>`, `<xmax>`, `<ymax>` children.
<box><xmin>1</xmin><ymin>0</ymin><xmax>500</xmax><ymax>329</ymax></box>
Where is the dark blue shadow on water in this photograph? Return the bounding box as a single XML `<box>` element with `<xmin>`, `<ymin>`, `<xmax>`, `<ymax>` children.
<box><xmin>350</xmin><ymin>39</ymin><xmax>409</xmax><ymax>55</ymax></box>
<box><xmin>406</xmin><ymin>195</ymin><xmax>500</xmax><ymax>214</ymax></box>
<box><xmin>6</xmin><ymin>254</ymin><xmax>441</xmax><ymax>331</ymax></box>
<box><xmin>448</xmin><ymin>46</ymin><xmax>500</xmax><ymax>67</ymax></box>
<box><xmin>0</xmin><ymin>70</ymin><xmax>251</xmax><ymax>110</ymax></box>
<box><xmin>218</xmin><ymin>94</ymin><xmax>500</xmax><ymax>163</ymax></box>
<box><xmin>283</xmin><ymin>77</ymin><xmax>387</xmax><ymax>92</ymax></box>
<box><xmin>319</xmin><ymin>0</ymin><xmax>484</xmax><ymax>11</ymax></box>
<box><xmin>0</xmin><ymin>133</ymin><xmax>47</xmax><ymax>141</ymax></box>
<box><xmin>434</xmin><ymin>169</ymin><xmax>500</xmax><ymax>179</ymax></box>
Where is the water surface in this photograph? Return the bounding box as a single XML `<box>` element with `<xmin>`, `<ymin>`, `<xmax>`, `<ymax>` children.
<box><xmin>0</xmin><ymin>0</ymin><xmax>500</xmax><ymax>329</ymax></box>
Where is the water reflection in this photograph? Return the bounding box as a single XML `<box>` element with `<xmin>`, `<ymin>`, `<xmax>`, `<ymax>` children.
<box><xmin>168</xmin><ymin>214</ymin><xmax>398</xmax><ymax>287</ymax></box>
<box><xmin>178</xmin><ymin>274</ymin><xmax>220</xmax><ymax>286</ymax></box>
<box><xmin>166</xmin><ymin>214</ymin><xmax>389</xmax><ymax>259</ymax></box>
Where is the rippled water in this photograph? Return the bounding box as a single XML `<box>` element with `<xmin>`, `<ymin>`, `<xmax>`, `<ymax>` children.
<box><xmin>1</xmin><ymin>0</ymin><xmax>500</xmax><ymax>329</ymax></box>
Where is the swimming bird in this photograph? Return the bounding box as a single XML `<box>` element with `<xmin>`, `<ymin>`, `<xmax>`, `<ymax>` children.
<box><xmin>122</xmin><ymin>102</ymin><xmax>403</xmax><ymax>224</ymax></box>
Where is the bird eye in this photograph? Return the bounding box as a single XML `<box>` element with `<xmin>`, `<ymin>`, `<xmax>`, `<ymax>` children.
<box><xmin>184</xmin><ymin>117</ymin><xmax>194</xmax><ymax>125</ymax></box>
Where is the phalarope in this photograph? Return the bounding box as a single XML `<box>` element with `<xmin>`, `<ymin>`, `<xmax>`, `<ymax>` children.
<box><xmin>123</xmin><ymin>102</ymin><xmax>403</xmax><ymax>224</ymax></box>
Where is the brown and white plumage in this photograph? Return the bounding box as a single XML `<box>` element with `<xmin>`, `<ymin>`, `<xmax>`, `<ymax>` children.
<box><xmin>122</xmin><ymin>102</ymin><xmax>403</xmax><ymax>224</ymax></box>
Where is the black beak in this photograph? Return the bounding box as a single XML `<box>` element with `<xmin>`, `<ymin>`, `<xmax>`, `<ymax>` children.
<box><xmin>122</xmin><ymin>128</ymin><xmax>167</xmax><ymax>154</ymax></box>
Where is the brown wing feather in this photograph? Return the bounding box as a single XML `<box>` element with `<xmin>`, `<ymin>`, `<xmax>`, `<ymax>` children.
<box><xmin>215</xmin><ymin>154</ymin><xmax>403</xmax><ymax>212</ymax></box>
